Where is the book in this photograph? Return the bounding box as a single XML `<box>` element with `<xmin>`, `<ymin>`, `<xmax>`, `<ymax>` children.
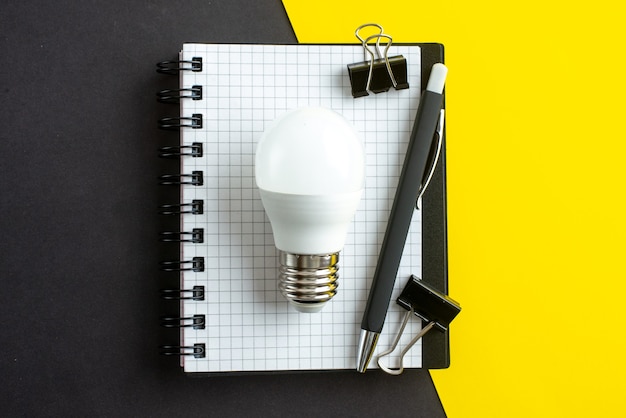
<box><xmin>156</xmin><ymin>42</ymin><xmax>448</xmax><ymax>373</ymax></box>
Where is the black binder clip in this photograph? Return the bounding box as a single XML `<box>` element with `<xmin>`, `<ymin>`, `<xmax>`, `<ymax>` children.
<box><xmin>347</xmin><ymin>23</ymin><xmax>409</xmax><ymax>98</ymax></box>
<box><xmin>377</xmin><ymin>275</ymin><xmax>461</xmax><ymax>375</ymax></box>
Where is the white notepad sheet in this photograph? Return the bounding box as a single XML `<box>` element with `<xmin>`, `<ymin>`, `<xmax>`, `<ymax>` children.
<box><xmin>178</xmin><ymin>43</ymin><xmax>423</xmax><ymax>372</ymax></box>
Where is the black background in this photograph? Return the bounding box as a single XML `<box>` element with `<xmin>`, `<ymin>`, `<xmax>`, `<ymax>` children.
<box><xmin>0</xmin><ymin>1</ymin><xmax>446</xmax><ymax>416</ymax></box>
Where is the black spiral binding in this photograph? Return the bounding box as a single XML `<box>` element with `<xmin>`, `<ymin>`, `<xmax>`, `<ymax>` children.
<box><xmin>160</xmin><ymin>257</ymin><xmax>205</xmax><ymax>272</ymax></box>
<box><xmin>158</xmin><ymin>114</ymin><xmax>203</xmax><ymax>130</ymax></box>
<box><xmin>161</xmin><ymin>286</ymin><xmax>205</xmax><ymax>301</ymax></box>
<box><xmin>157</xmin><ymin>85</ymin><xmax>203</xmax><ymax>104</ymax></box>
<box><xmin>158</xmin><ymin>171</ymin><xmax>204</xmax><ymax>186</ymax></box>
<box><xmin>156</xmin><ymin>57</ymin><xmax>203</xmax><ymax>75</ymax></box>
<box><xmin>160</xmin><ymin>344</ymin><xmax>206</xmax><ymax>358</ymax></box>
<box><xmin>157</xmin><ymin>57</ymin><xmax>207</xmax><ymax>360</ymax></box>
<box><xmin>159</xmin><ymin>142</ymin><xmax>203</xmax><ymax>158</ymax></box>
<box><xmin>161</xmin><ymin>315</ymin><xmax>206</xmax><ymax>329</ymax></box>
<box><xmin>159</xmin><ymin>228</ymin><xmax>204</xmax><ymax>243</ymax></box>
<box><xmin>158</xmin><ymin>200</ymin><xmax>204</xmax><ymax>215</ymax></box>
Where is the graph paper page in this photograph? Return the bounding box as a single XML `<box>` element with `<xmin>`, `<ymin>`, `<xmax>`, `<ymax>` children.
<box><xmin>177</xmin><ymin>43</ymin><xmax>423</xmax><ymax>372</ymax></box>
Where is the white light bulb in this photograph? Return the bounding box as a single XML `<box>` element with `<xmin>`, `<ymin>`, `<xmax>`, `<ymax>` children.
<box><xmin>255</xmin><ymin>107</ymin><xmax>365</xmax><ymax>313</ymax></box>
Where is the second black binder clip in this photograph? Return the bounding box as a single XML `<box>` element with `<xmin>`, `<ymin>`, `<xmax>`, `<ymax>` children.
<box><xmin>377</xmin><ymin>275</ymin><xmax>461</xmax><ymax>375</ymax></box>
<box><xmin>347</xmin><ymin>23</ymin><xmax>410</xmax><ymax>98</ymax></box>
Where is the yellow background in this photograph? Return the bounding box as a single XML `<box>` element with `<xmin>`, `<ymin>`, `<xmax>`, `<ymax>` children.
<box><xmin>282</xmin><ymin>1</ymin><xmax>626</xmax><ymax>416</ymax></box>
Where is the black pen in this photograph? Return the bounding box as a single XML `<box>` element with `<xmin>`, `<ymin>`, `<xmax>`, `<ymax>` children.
<box><xmin>357</xmin><ymin>63</ymin><xmax>448</xmax><ymax>373</ymax></box>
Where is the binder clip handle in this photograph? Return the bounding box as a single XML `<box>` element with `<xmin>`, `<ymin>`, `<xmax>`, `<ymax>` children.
<box><xmin>355</xmin><ymin>23</ymin><xmax>385</xmax><ymax>61</ymax></box>
<box><xmin>347</xmin><ymin>23</ymin><xmax>409</xmax><ymax>98</ymax></box>
<box><xmin>363</xmin><ymin>33</ymin><xmax>398</xmax><ymax>91</ymax></box>
<box><xmin>377</xmin><ymin>310</ymin><xmax>437</xmax><ymax>375</ymax></box>
<box><xmin>377</xmin><ymin>275</ymin><xmax>461</xmax><ymax>375</ymax></box>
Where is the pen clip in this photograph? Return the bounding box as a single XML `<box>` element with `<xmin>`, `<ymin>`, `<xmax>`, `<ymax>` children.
<box><xmin>415</xmin><ymin>109</ymin><xmax>445</xmax><ymax>210</ymax></box>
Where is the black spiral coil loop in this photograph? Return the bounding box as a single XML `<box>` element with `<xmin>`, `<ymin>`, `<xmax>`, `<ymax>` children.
<box><xmin>159</xmin><ymin>228</ymin><xmax>204</xmax><ymax>243</ymax></box>
<box><xmin>156</xmin><ymin>57</ymin><xmax>203</xmax><ymax>75</ymax></box>
<box><xmin>159</xmin><ymin>142</ymin><xmax>203</xmax><ymax>158</ymax></box>
<box><xmin>158</xmin><ymin>114</ymin><xmax>203</xmax><ymax>130</ymax></box>
<box><xmin>160</xmin><ymin>257</ymin><xmax>205</xmax><ymax>272</ymax></box>
<box><xmin>160</xmin><ymin>344</ymin><xmax>206</xmax><ymax>358</ymax></box>
<box><xmin>157</xmin><ymin>85</ymin><xmax>202</xmax><ymax>104</ymax></box>
<box><xmin>161</xmin><ymin>315</ymin><xmax>206</xmax><ymax>329</ymax></box>
<box><xmin>160</xmin><ymin>286</ymin><xmax>205</xmax><ymax>301</ymax></box>
<box><xmin>159</xmin><ymin>171</ymin><xmax>203</xmax><ymax>186</ymax></box>
<box><xmin>158</xmin><ymin>200</ymin><xmax>204</xmax><ymax>215</ymax></box>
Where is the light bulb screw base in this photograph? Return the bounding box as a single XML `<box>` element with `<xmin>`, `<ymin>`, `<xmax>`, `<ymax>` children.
<box><xmin>278</xmin><ymin>251</ymin><xmax>340</xmax><ymax>312</ymax></box>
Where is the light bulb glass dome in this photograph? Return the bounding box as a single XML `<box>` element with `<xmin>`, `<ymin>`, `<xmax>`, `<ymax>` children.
<box><xmin>255</xmin><ymin>107</ymin><xmax>365</xmax><ymax>312</ymax></box>
<box><xmin>256</xmin><ymin>107</ymin><xmax>364</xmax><ymax>195</ymax></box>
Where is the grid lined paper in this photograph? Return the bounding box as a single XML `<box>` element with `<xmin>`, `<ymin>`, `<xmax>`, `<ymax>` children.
<box><xmin>178</xmin><ymin>43</ymin><xmax>423</xmax><ymax>372</ymax></box>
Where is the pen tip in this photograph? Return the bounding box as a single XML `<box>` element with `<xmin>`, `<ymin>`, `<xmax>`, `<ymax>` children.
<box><xmin>356</xmin><ymin>330</ymin><xmax>379</xmax><ymax>373</ymax></box>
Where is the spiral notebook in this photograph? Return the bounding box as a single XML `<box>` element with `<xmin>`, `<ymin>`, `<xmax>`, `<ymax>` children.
<box><xmin>156</xmin><ymin>43</ymin><xmax>449</xmax><ymax>373</ymax></box>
